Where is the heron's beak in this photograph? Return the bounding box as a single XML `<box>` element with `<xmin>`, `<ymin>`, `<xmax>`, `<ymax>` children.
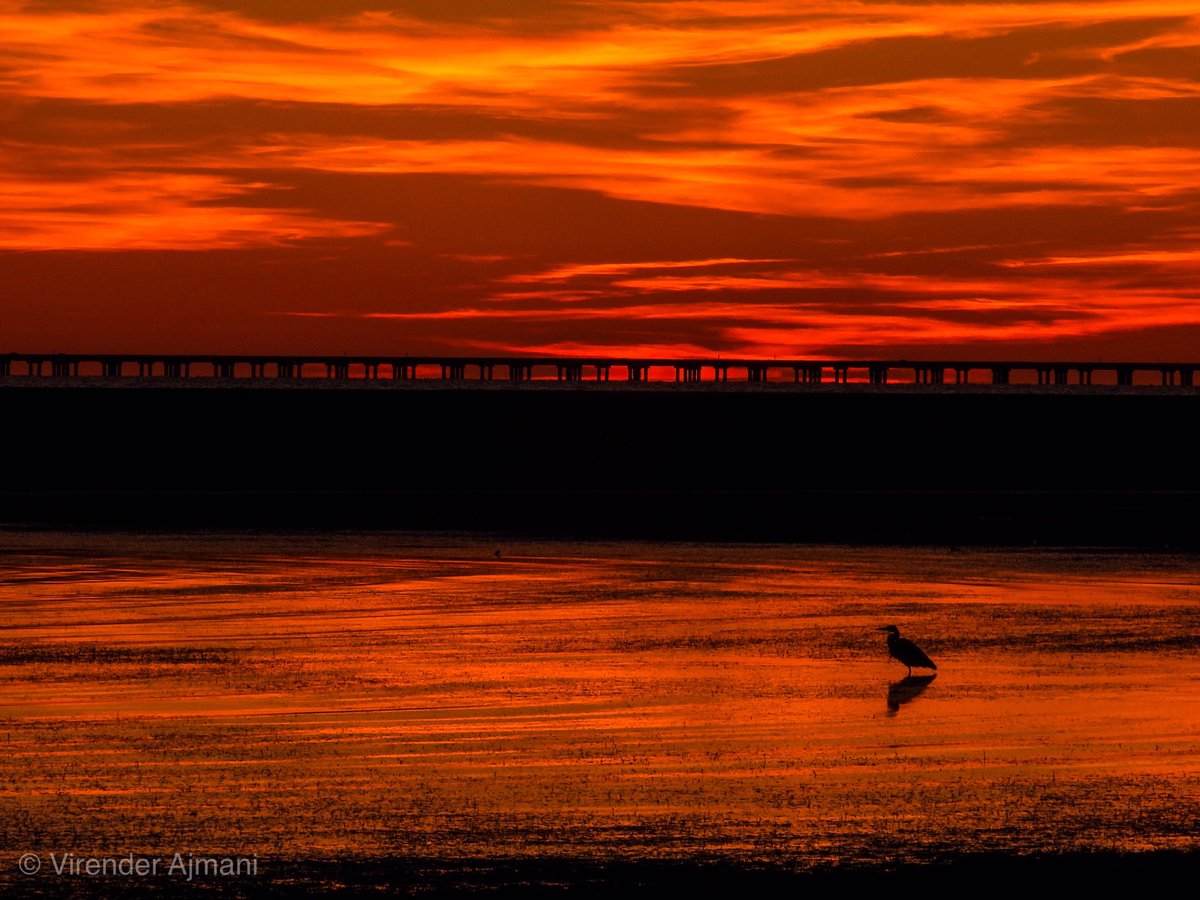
<box><xmin>877</xmin><ymin>627</ymin><xmax>891</xmax><ymax>632</ymax></box>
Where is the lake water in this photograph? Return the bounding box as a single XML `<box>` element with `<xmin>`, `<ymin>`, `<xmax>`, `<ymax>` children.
<box><xmin>2</xmin><ymin>533</ymin><xmax>1199</xmax><ymax>877</ymax></box>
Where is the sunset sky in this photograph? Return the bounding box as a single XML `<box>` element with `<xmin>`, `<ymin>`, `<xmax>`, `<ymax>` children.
<box><xmin>3</xmin><ymin>1</ymin><xmax>1199</xmax><ymax>358</ymax></box>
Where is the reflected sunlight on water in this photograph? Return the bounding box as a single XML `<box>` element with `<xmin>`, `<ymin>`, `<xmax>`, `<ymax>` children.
<box><xmin>1</xmin><ymin>533</ymin><xmax>1199</xmax><ymax>866</ymax></box>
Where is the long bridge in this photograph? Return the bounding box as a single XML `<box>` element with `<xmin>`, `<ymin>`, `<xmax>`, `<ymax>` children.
<box><xmin>1</xmin><ymin>353</ymin><xmax>1198</xmax><ymax>386</ymax></box>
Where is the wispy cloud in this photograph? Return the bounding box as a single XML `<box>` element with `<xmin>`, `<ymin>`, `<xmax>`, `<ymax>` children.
<box><xmin>273</xmin><ymin>255</ymin><xmax>1200</xmax><ymax>356</ymax></box>
<box><xmin>3</xmin><ymin>1</ymin><xmax>1199</xmax><ymax>354</ymax></box>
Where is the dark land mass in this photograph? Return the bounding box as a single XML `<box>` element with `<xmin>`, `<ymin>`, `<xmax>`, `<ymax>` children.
<box><xmin>3</xmin><ymin>381</ymin><xmax>1199</xmax><ymax>544</ymax></box>
<box><xmin>9</xmin><ymin>851</ymin><xmax>1197</xmax><ymax>898</ymax></box>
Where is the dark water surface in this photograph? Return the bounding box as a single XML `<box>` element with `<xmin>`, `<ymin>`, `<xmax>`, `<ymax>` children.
<box><xmin>2</xmin><ymin>533</ymin><xmax>1199</xmax><ymax>891</ymax></box>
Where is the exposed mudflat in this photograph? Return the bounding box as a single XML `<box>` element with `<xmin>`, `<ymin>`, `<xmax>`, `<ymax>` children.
<box><xmin>3</xmin><ymin>535</ymin><xmax>1199</xmax><ymax>893</ymax></box>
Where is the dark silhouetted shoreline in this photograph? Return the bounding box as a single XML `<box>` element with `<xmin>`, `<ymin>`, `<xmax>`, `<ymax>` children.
<box><xmin>3</xmin><ymin>382</ymin><xmax>1199</xmax><ymax>544</ymax></box>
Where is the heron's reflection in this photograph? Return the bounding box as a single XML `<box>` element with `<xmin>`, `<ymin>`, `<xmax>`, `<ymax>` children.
<box><xmin>886</xmin><ymin>674</ymin><xmax>936</xmax><ymax>715</ymax></box>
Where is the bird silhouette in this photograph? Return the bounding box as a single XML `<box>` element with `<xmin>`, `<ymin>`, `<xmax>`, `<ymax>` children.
<box><xmin>879</xmin><ymin>625</ymin><xmax>937</xmax><ymax>676</ymax></box>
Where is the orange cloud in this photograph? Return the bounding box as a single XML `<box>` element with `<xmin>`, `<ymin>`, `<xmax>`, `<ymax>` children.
<box><xmin>1002</xmin><ymin>249</ymin><xmax>1200</xmax><ymax>268</ymax></box>
<box><xmin>3</xmin><ymin>1</ymin><xmax>1199</xmax><ymax>355</ymax></box>
<box><xmin>0</xmin><ymin>149</ymin><xmax>389</xmax><ymax>250</ymax></box>
<box><xmin>273</xmin><ymin>253</ymin><xmax>1200</xmax><ymax>357</ymax></box>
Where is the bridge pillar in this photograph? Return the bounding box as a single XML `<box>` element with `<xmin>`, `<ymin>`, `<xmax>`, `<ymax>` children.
<box><xmin>1183</xmin><ymin>369</ymin><xmax>1194</xmax><ymax>387</ymax></box>
<box><xmin>991</xmin><ymin>366</ymin><xmax>1010</xmax><ymax>385</ymax></box>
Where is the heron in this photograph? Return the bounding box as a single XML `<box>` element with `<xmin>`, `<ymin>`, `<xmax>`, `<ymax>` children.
<box><xmin>879</xmin><ymin>625</ymin><xmax>937</xmax><ymax>676</ymax></box>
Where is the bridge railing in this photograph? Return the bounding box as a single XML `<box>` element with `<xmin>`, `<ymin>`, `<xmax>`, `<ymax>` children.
<box><xmin>1</xmin><ymin>354</ymin><xmax>1196</xmax><ymax>387</ymax></box>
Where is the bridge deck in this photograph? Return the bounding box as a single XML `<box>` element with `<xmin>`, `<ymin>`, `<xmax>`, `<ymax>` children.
<box><xmin>1</xmin><ymin>353</ymin><xmax>1196</xmax><ymax>387</ymax></box>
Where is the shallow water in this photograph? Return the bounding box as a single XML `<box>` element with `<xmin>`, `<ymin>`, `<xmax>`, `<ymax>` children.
<box><xmin>1</xmin><ymin>533</ymin><xmax>1199</xmax><ymax>870</ymax></box>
